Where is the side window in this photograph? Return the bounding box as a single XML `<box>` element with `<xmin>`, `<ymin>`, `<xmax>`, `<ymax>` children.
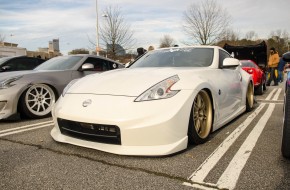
<box><xmin>25</xmin><ymin>58</ymin><xmax>40</xmax><ymax>69</ymax></box>
<box><xmin>108</xmin><ymin>61</ymin><xmax>119</xmax><ymax>70</ymax></box>
<box><xmin>5</xmin><ymin>59</ymin><xmax>19</xmax><ymax>70</ymax></box>
<box><xmin>219</xmin><ymin>50</ymin><xmax>231</xmax><ymax>68</ymax></box>
<box><xmin>83</xmin><ymin>57</ymin><xmax>109</xmax><ymax>71</ymax></box>
<box><xmin>5</xmin><ymin>58</ymin><xmax>37</xmax><ymax>70</ymax></box>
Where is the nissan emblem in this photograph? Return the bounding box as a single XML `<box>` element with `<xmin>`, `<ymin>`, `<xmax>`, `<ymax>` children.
<box><xmin>82</xmin><ymin>99</ymin><xmax>92</xmax><ymax>107</ymax></box>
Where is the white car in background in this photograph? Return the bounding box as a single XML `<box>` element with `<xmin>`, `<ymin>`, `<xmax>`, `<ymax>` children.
<box><xmin>51</xmin><ymin>46</ymin><xmax>254</xmax><ymax>156</ymax></box>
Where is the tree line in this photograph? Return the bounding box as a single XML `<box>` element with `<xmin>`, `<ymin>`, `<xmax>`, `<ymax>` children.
<box><xmin>80</xmin><ymin>0</ymin><xmax>288</xmax><ymax>61</ymax></box>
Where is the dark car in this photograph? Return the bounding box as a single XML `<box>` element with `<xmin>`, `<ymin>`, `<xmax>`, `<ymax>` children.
<box><xmin>281</xmin><ymin>51</ymin><xmax>290</xmax><ymax>158</ymax></box>
<box><xmin>0</xmin><ymin>56</ymin><xmax>45</xmax><ymax>72</ymax></box>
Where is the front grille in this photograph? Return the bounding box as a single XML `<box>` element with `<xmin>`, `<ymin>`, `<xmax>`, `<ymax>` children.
<box><xmin>57</xmin><ymin>118</ymin><xmax>121</xmax><ymax>145</ymax></box>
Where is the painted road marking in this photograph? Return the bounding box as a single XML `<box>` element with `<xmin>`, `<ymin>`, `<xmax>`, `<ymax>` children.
<box><xmin>272</xmin><ymin>88</ymin><xmax>282</xmax><ymax>101</ymax></box>
<box><xmin>187</xmin><ymin>103</ymin><xmax>265</xmax><ymax>183</ymax></box>
<box><xmin>0</xmin><ymin>120</ymin><xmax>54</xmax><ymax>137</ymax></box>
<box><xmin>184</xmin><ymin>88</ymin><xmax>280</xmax><ymax>189</ymax></box>
<box><xmin>265</xmin><ymin>88</ymin><xmax>277</xmax><ymax>100</ymax></box>
<box><xmin>216</xmin><ymin>103</ymin><xmax>275</xmax><ymax>189</ymax></box>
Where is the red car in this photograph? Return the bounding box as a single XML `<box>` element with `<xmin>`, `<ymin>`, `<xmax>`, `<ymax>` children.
<box><xmin>240</xmin><ymin>60</ymin><xmax>266</xmax><ymax>95</ymax></box>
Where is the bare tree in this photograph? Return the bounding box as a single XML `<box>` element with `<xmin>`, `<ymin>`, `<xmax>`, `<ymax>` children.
<box><xmin>99</xmin><ymin>6</ymin><xmax>135</xmax><ymax>60</ymax></box>
<box><xmin>245</xmin><ymin>31</ymin><xmax>258</xmax><ymax>41</ymax></box>
<box><xmin>159</xmin><ymin>35</ymin><xmax>175</xmax><ymax>48</ymax></box>
<box><xmin>183</xmin><ymin>0</ymin><xmax>231</xmax><ymax>45</ymax></box>
<box><xmin>0</xmin><ymin>34</ymin><xmax>5</xmax><ymax>42</ymax></box>
<box><xmin>68</xmin><ymin>48</ymin><xmax>89</xmax><ymax>55</ymax></box>
<box><xmin>268</xmin><ymin>29</ymin><xmax>290</xmax><ymax>54</ymax></box>
<box><xmin>220</xmin><ymin>29</ymin><xmax>240</xmax><ymax>42</ymax></box>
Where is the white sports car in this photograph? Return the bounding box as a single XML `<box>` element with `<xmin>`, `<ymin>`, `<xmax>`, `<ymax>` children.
<box><xmin>51</xmin><ymin>46</ymin><xmax>254</xmax><ymax>156</ymax></box>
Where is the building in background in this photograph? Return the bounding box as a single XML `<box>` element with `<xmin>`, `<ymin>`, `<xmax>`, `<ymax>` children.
<box><xmin>27</xmin><ymin>38</ymin><xmax>61</xmax><ymax>59</ymax></box>
<box><xmin>0</xmin><ymin>42</ymin><xmax>27</xmax><ymax>57</ymax></box>
<box><xmin>49</xmin><ymin>39</ymin><xmax>60</xmax><ymax>53</ymax></box>
<box><xmin>0</xmin><ymin>39</ymin><xmax>61</xmax><ymax>59</ymax></box>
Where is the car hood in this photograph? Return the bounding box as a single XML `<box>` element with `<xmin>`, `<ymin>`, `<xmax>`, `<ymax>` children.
<box><xmin>67</xmin><ymin>67</ymin><xmax>206</xmax><ymax>96</ymax></box>
<box><xmin>0</xmin><ymin>70</ymin><xmax>36</xmax><ymax>81</ymax></box>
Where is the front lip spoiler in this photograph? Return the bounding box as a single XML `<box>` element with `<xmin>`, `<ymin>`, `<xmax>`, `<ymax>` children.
<box><xmin>51</xmin><ymin>126</ymin><xmax>188</xmax><ymax>156</ymax></box>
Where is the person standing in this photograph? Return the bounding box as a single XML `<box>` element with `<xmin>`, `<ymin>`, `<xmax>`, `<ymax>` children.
<box><xmin>135</xmin><ymin>47</ymin><xmax>146</xmax><ymax>60</ymax></box>
<box><xmin>266</xmin><ymin>47</ymin><xmax>279</xmax><ymax>86</ymax></box>
<box><xmin>148</xmin><ymin>46</ymin><xmax>155</xmax><ymax>51</ymax></box>
<box><xmin>278</xmin><ymin>56</ymin><xmax>286</xmax><ymax>82</ymax></box>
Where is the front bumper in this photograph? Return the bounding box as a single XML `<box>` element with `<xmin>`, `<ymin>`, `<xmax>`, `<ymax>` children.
<box><xmin>51</xmin><ymin>90</ymin><xmax>195</xmax><ymax>156</ymax></box>
<box><xmin>0</xmin><ymin>85</ymin><xmax>25</xmax><ymax>120</ymax></box>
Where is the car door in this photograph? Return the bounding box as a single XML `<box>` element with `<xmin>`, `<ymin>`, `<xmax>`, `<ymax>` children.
<box><xmin>71</xmin><ymin>57</ymin><xmax>121</xmax><ymax>79</ymax></box>
<box><xmin>216</xmin><ymin>50</ymin><xmax>243</xmax><ymax>123</ymax></box>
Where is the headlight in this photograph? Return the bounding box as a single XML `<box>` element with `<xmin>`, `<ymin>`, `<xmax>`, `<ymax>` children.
<box><xmin>62</xmin><ymin>79</ymin><xmax>79</xmax><ymax>97</ymax></box>
<box><xmin>0</xmin><ymin>76</ymin><xmax>22</xmax><ymax>89</ymax></box>
<box><xmin>135</xmin><ymin>75</ymin><xmax>180</xmax><ymax>102</ymax></box>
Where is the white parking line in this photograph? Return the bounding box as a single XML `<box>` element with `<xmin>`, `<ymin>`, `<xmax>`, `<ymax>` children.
<box><xmin>265</xmin><ymin>88</ymin><xmax>277</xmax><ymax>100</ymax></box>
<box><xmin>216</xmin><ymin>103</ymin><xmax>275</xmax><ymax>189</ymax></box>
<box><xmin>272</xmin><ymin>88</ymin><xmax>282</xmax><ymax>101</ymax></box>
<box><xmin>183</xmin><ymin>182</ymin><xmax>218</xmax><ymax>190</ymax></box>
<box><xmin>0</xmin><ymin>120</ymin><xmax>54</xmax><ymax>137</ymax></box>
<box><xmin>187</xmin><ymin>103</ymin><xmax>265</xmax><ymax>183</ymax></box>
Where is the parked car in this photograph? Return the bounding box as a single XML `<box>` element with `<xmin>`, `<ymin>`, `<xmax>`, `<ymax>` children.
<box><xmin>0</xmin><ymin>56</ymin><xmax>45</xmax><ymax>72</ymax></box>
<box><xmin>51</xmin><ymin>46</ymin><xmax>254</xmax><ymax>156</ymax></box>
<box><xmin>0</xmin><ymin>55</ymin><xmax>124</xmax><ymax>120</ymax></box>
<box><xmin>281</xmin><ymin>51</ymin><xmax>290</xmax><ymax>158</ymax></box>
<box><xmin>240</xmin><ymin>60</ymin><xmax>266</xmax><ymax>95</ymax></box>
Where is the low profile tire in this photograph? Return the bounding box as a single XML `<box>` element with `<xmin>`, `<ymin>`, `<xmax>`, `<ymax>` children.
<box><xmin>255</xmin><ymin>83</ymin><xmax>263</xmax><ymax>95</ymax></box>
<box><xmin>19</xmin><ymin>84</ymin><xmax>56</xmax><ymax>119</ymax></box>
<box><xmin>282</xmin><ymin>89</ymin><xmax>290</xmax><ymax>158</ymax></box>
<box><xmin>246</xmin><ymin>82</ymin><xmax>254</xmax><ymax>112</ymax></box>
<box><xmin>188</xmin><ymin>90</ymin><xmax>213</xmax><ymax>144</ymax></box>
<box><xmin>263</xmin><ymin>81</ymin><xmax>267</xmax><ymax>91</ymax></box>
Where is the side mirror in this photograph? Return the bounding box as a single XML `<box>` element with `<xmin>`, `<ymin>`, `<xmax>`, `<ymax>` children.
<box><xmin>81</xmin><ymin>63</ymin><xmax>94</xmax><ymax>71</ymax></box>
<box><xmin>0</xmin><ymin>65</ymin><xmax>11</xmax><ymax>72</ymax></box>
<box><xmin>283</xmin><ymin>52</ymin><xmax>290</xmax><ymax>62</ymax></box>
<box><xmin>223</xmin><ymin>58</ymin><xmax>240</xmax><ymax>68</ymax></box>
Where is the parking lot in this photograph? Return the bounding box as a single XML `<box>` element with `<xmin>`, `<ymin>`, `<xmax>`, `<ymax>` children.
<box><xmin>0</xmin><ymin>84</ymin><xmax>290</xmax><ymax>190</ymax></box>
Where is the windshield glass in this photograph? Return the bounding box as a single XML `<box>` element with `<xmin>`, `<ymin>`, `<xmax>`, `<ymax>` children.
<box><xmin>34</xmin><ymin>56</ymin><xmax>83</xmax><ymax>70</ymax></box>
<box><xmin>0</xmin><ymin>57</ymin><xmax>12</xmax><ymax>66</ymax></box>
<box><xmin>130</xmin><ymin>48</ymin><xmax>214</xmax><ymax>68</ymax></box>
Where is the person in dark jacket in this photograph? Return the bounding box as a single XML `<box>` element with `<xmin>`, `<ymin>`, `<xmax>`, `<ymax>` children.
<box><xmin>278</xmin><ymin>56</ymin><xmax>286</xmax><ymax>82</ymax></box>
<box><xmin>135</xmin><ymin>47</ymin><xmax>146</xmax><ymax>60</ymax></box>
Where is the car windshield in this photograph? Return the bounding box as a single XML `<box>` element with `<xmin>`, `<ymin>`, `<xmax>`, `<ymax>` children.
<box><xmin>0</xmin><ymin>57</ymin><xmax>12</xmax><ymax>66</ymax></box>
<box><xmin>130</xmin><ymin>48</ymin><xmax>214</xmax><ymax>68</ymax></box>
<box><xmin>34</xmin><ymin>56</ymin><xmax>83</xmax><ymax>71</ymax></box>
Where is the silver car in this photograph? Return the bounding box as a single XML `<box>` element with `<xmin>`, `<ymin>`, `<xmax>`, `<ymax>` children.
<box><xmin>0</xmin><ymin>54</ymin><xmax>124</xmax><ymax>120</ymax></box>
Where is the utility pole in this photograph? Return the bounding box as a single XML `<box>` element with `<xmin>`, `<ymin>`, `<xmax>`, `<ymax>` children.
<box><xmin>96</xmin><ymin>0</ymin><xmax>100</xmax><ymax>56</ymax></box>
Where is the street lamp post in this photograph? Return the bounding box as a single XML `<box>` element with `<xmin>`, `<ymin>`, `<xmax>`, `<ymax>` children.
<box><xmin>96</xmin><ymin>0</ymin><xmax>100</xmax><ymax>56</ymax></box>
<box><xmin>102</xmin><ymin>14</ymin><xmax>108</xmax><ymax>58</ymax></box>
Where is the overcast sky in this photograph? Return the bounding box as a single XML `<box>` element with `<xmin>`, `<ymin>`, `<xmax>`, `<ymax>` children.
<box><xmin>0</xmin><ymin>0</ymin><xmax>289</xmax><ymax>55</ymax></box>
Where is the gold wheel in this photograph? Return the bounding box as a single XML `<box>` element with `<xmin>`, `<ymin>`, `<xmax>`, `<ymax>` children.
<box><xmin>246</xmin><ymin>83</ymin><xmax>254</xmax><ymax>111</ymax></box>
<box><xmin>193</xmin><ymin>90</ymin><xmax>213</xmax><ymax>140</ymax></box>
